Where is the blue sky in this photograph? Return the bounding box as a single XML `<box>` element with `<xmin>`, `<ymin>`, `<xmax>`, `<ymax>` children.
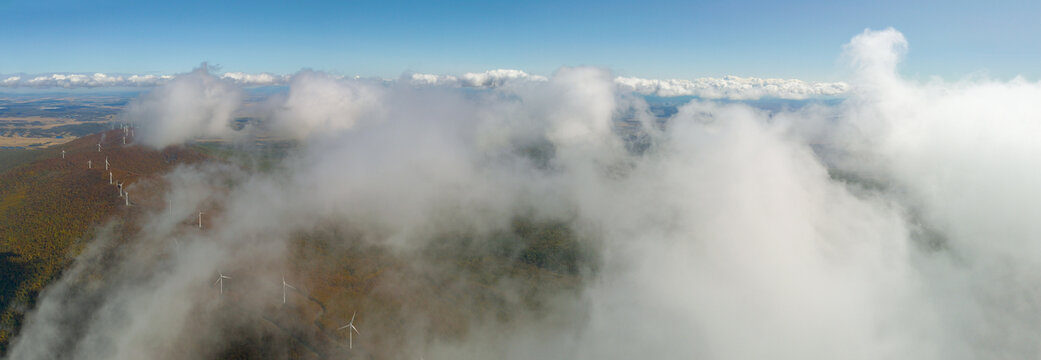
<box><xmin>1</xmin><ymin>0</ymin><xmax>1038</xmax><ymax>81</ymax></box>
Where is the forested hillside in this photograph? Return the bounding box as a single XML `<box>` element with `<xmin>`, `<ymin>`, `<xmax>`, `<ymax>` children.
<box><xmin>0</xmin><ymin>130</ymin><xmax>207</xmax><ymax>351</ymax></box>
<box><xmin>0</xmin><ymin>130</ymin><xmax>593</xmax><ymax>359</ymax></box>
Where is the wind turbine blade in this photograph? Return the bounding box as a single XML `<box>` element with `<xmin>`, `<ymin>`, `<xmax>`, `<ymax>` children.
<box><xmin>338</xmin><ymin>325</ymin><xmax>349</xmax><ymax>330</ymax></box>
<box><xmin>214</xmin><ymin>278</ymin><xmax>221</xmax><ymax>285</ymax></box>
<box><xmin>350</xmin><ymin>312</ymin><xmax>356</xmax><ymax>323</ymax></box>
<box><xmin>352</xmin><ymin>326</ymin><xmax>360</xmax><ymax>335</ymax></box>
<box><xmin>286</xmin><ymin>284</ymin><xmax>296</xmax><ymax>290</ymax></box>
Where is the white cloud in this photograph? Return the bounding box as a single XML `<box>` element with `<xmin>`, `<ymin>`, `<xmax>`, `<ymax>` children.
<box><xmin>0</xmin><ymin>72</ymin><xmax>281</xmax><ymax>88</ymax></box>
<box><xmin>407</xmin><ymin>72</ymin><xmax>458</xmax><ymax>86</ymax></box>
<box><xmin>406</xmin><ymin>69</ymin><xmax>547</xmax><ymax>88</ymax></box>
<box><xmin>0</xmin><ymin>68</ymin><xmax>846</xmax><ymax>100</ymax></box>
<box><xmin>460</xmin><ymin>69</ymin><xmax>548</xmax><ymax>87</ymax></box>
<box><xmin>614</xmin><ymin>75</ymin><xmax>850</xmax><ymax>99</ymax></box>
<box><xmin>406</xmin><ymin>69</ymin><xmax>845</xmax><ymax>100</ymax></box>
<box><xmin>219</xmin><ymin>72</ymin><xmax>289</xmax><ymax>86</ymax></box>
<box><xmin>121</xmin><ymin>65</ymin><xmax>244</xmax><ymax>148</ymax></box>
<box><xmin>269</xmin><ymin>70</ymin><xmax>387</xmax><ymax>139</ymax></box>
<box><xmin>11</xmin><ymin>73</ymin><xmax>164</xmax><ymax>88</ymax></box>
<box><xmin>829</xmin><ymin>31</ymin><xmax>1041</xmax><ymax>355</ymax></box>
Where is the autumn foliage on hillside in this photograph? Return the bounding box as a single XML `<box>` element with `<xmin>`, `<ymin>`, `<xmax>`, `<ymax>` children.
<box><xmin>0</xmin><ymin>130</ymin><xmax>594</xmax><ymax>359</ymax></box>
<box><xmin>0</xmin><ymin>129</ymin><xmax>207</xmax><ymax>352</ymax></box>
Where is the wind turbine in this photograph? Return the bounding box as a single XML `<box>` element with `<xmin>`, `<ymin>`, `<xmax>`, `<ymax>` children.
<box><xmin>61</xmin><ymin>149</ymin><xmax>65</xmax><ymax>159</ymax></box>
<box><xmin>338</xmin><ymin>312</ymin><xmax>361</xmax><ymax>349</ymax></box>
<box><xmin>214</xmin><ymin>271</ymin><xmax>231</xmax><ymax>295</ymax></box>
<box><xmin>97</xmin><ymin>143</ymin><xmax>101</xmax><ymax>152</ymax></box>
<box><xmin>198</xmin><ymin>212</ymin><xmax>204</xmax><ymax>229</ymax></box>
<box><xmin>105</xmin><ymin>157</ymin><xmax>109</xmax><ymax>170</ymax></box>
<box><xmin>125</xmin><ymin>191</ymin><xmax>129</xmax><ymax>206</ymax></box>
<box><xmin>109</xmin><ymin>172</ymin><xmax>113</xmax><ymax>184</ymax></box>
<box><xmin>281</xmin><ymin>275</ymin><xmax>296</xmax><ymax>304</ymax></box>
<box><xmin>87</xmin><ymin>160</ymin><xmax>91</xmax><ymax>169</ymax></box>
<box><xmin>117</xmin><ymin>182</ymin><xmax>123</xmax><ymax>197</ymax></box>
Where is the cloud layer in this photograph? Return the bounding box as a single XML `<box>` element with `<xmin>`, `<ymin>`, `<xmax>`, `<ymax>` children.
<box><xmin>2</xmin><ymin>69</ymin><xmax>846</xmax><ymax>100</ymax></box>
<box><xmin>0</xmin><ymin>72</ymin><xmax>285</xmax><ymax>88</ymax></box>
<box><xmin>9</xmin><ymin>27</ymin><xmax>1041</xmax><ymax>359</ymax></box>
<box><xmin>615</xmin><ymin>75</ymin><xmax>850</xmax><ymax>99</ymax></box>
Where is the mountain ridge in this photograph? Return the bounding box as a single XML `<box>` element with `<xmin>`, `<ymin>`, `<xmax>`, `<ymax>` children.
<box><xmin>0</xmin><ymin>130</ymin><xmax>208</xmax><ymax>351</ymax></box>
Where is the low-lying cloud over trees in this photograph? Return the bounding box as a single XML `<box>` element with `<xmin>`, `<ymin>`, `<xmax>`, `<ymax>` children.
<box><xmin>9</xmin><ymin>28</ymin><xmax>1041</xmax><ymax>359</ymax></box>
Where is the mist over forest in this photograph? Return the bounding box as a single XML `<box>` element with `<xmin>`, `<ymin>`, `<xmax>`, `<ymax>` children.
<box><xmin>4</xmin><ymin>28</ymin><xmax>1041</xmax><ymax>359</ymax></box>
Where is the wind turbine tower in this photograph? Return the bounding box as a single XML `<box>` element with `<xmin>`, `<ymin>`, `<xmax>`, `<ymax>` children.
<box><xmin>214</xmin><ymin>272</ymin><xmax>231</xmax><ymax>295</ymax></box>
<box><xmin>198</xmin><ymin>212</ymin><xmax>203</xmax><ymax>229</ymax></box>
<box><xmin>88</xmin><ymin>160</ymin><xmax>91</xmax><ymax>169</ymax></box>
<box><xmin>338</xmin><ymin>312</ymin><xmax>361</xmax><ymax>349</ymax></box>
<box><xmin>281</xmin><ymin>275</ymin><xmax>296</xmax><ymax>304</ymax></box>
